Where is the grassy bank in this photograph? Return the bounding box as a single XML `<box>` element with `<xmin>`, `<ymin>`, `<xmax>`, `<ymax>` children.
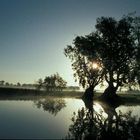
<box><xmin>0</xmin><ymin>87</ymin><xmax>83</xmax><ymax>100</ymax></box>
<box><xmin>0</xmin><ymin>87</ymin><xmax>140</xmax><ymax>105</ymax></box>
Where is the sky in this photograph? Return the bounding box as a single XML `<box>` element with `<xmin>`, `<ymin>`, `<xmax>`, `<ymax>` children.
<box><xmin>0</xmin><ymin>0</ymin><xmax>140</xmax><ymax>86</ymax></box>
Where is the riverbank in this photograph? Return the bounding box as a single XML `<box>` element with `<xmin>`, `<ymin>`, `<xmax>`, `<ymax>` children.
<box><xmin>0</xmin><ymin>87</ymin><xmax>140</xmax><ymax>105</ymax></box>
<box><xmin>0</xmin><ymin>87</ymin><xmax>83</xmax><ymax>99</ymax></box>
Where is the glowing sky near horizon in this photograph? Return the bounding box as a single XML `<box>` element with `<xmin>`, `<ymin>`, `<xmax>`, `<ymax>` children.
<box><xmin>0</xmin><ymin>0</ymin><xmax>140</xmax><ymax>85</ymax></box>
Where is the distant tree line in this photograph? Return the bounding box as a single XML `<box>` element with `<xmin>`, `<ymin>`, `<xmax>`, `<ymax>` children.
<box><xmin>0</xmin><ymin>75</ymin><xmax>80</xmax><ymax>92</ymax></box>
<box><xmin>66</xmin><ymin>86</ymin><xmax>80</xmax><ymax>91</ymax></box>
<box><xmin>36</xmin><ymin>73</ymin><xmax>67</xmax><ymax>91</ymax></box>
<box><xmin>0</xmin><ymin>80</ymin><xmax>22</xmax><ymax>87</ymax></box>
<box><xmin>0</xmin><ymin>80</ymin><xmax>35</xmax><ymax>87</ymax></box>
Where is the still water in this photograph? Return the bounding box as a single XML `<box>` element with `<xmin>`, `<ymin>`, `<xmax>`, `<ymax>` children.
<box><xmin>0</xmin><ymin>98</ymin><xmax>140</xmax><ymax>139</ymax></box>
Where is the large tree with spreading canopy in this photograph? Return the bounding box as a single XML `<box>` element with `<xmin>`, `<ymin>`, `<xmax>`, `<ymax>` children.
<box><xmin>65</xmin><ymin>15</ymin><xmax>138</xmax><ymax>100</ymax></box>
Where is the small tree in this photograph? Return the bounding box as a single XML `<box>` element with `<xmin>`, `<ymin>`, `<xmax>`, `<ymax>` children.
<box><xmin>17</xmin><ymin>82</ymin><xmax>21</xmax><ymax>87</ymax></box>
<box><xmin>43</xmin><ymin>73</ymin><xmax>67</xmax><ymax>91</ymax></box>
<box><xmin>44</xmin><ymin>76</ymin><xmax>54</xmax><ymax>91</ymax></box>
<box><xmin>36</xmin><ymin>78</ymin><xmax>44</xmax><ymax>90</ymax></box>
<box><xmin>5</xmin><ymin>82</ymin><xmax>10</xmax><ymax>86</ymax></box>
<box><xmin>55</xmin><ymin>73</ymin><xmax>67</xmax><ymax>91</ymax></box>
<box><xmin>0</xmin><ymin>80</ymin><xmax>5</xmax><ymax>86</ymax></box>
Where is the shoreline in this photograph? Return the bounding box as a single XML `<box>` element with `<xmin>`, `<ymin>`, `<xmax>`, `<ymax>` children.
<box><xmin>0</xmin><ymin>87</ymin><xmax>140</xmax><ymax>105</ymax></box>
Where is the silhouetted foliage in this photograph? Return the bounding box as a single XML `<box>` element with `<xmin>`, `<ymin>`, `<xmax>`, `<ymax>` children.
<box><xmin>44</xmin><ymin>73</ymin><xmax>67</xmax><ymax>91</ymax></box>
<box><xmin>36</xmin><ymin>73</ymin><xmax>67</xmax><ymax>91</ymax></box>
<box><xmin>65</xmin><ymin>15</ymin><xmax>139</xmax><ymax>100</ymax></box>
<box><xmin>66</xmin><ymin>101</ymin><xmax>140</xmax><ymax>140</ymax></box>
<box><xmin>96</xmin><ymin>17</ymin><xmax>136</xmax><ymax>98</ymax></box>
<box><xmin>64</xmin><ymin>33</ymin><xmax>103</xmax><ymax>99</ymax></box>
<box><xmin>5</xmin><ymin>82</ymin><xmax>10</xmax><ymax>86</ymax></box>
<box><xmin>35</xmin><ymin>78</ymin><xmax>44</xmax><ymax>90</ymax></box>
<box><xmin>34</xmin><ymin>98</ymin><xmax>66</xmax><ymax>116</ymax></box>
<box><xmin>17</xmin><ymin>82</ymin><xmax>21</xmax><ymax>86</ymax></box>
<box><xmin>0</xmin><ymin>80</ymin><xmax>5</xmax><ymax>86</ymax></box>
<box><xmin>123</xmin><ymin>13</ymin><xmax>140</xmax><ymax>90</ymax></box>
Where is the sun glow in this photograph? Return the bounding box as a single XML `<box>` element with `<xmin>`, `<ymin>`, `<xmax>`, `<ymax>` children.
<box><xmin>92</xmin><ymin>63</ymin><xmax>98</xmax><ymax>69</ymax></box>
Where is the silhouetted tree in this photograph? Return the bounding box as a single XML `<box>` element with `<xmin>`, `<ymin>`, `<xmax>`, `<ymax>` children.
<box><xmin>35</xmin><ymin>78</ymin><xmax>44</xmax><ymax>90</ymax></box>
<box><xmin>65</xmin><ymin>16</ymin><xmax>137</xmax><ymax>100</ymax></box>
<box><xmin>17</xmin><ymin>82</ymin><xmax>21</xmax><ymax>86</ymax></box>
<box><xmin>95</xmin><ymin>17</ymin><xmax>135</xmax><ymax>98</ymax></box>
<box><xmin>64</xmin><ymin>33</ymin><xmax>103</xmax><ymax>100</ymax></box>
<box><xmin>37</xmin><ymin>73</ymin><xmax>67</xmax><ymax>91</ymax></box>
<box><xmin>5</xmin><ymin>82</ymin><xmax>10</xmax><ymax>86</ymax></box>
<box><xmin>54</xmin><ymin>73</ymin><xmax>67</xmax><ymax>91</ymax></box>
<box><xmin>0</xmin><ymin>80</ymin><xmax>5</xmax><ymax>86</ymax></box>
<box><xmin>44</xmin><ymin>76</ymin><xmax>53</xmax><ymax>91</ymax></box>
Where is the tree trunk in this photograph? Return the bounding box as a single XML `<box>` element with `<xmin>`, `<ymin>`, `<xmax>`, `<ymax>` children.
<box><xmin>82</xmin><ymin>85</ymin><xmax>94</xmax><ymax>101</ymax></box>
<box><xmin>102</xmin><ymin>84</ymin><xmax>118</xmax><ymax>100</ymax></box>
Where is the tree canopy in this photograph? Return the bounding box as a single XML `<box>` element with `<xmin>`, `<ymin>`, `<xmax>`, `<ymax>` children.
<box><xmin>65</xmin><ymin>15</ymin><xmax>139</xmax><ymax>99</ymax></box>
<box><xmin>36</xmin><ymin>73</ymin><xmax>67</xmax><ymax>91</ymax></box>
<box><xmin>95</xmin><ymin>17</ymin><xmax>135</xmax><ymax>96</ymax></box>
<box><xmin>122</xmin><ymin>13</ymin><xmax>140</xmax><ymax>90</ymax></box>
<box><xmin>64</xmin><ymin>33</ymin><xmax>103</xmax><ymax>90</ymax></box>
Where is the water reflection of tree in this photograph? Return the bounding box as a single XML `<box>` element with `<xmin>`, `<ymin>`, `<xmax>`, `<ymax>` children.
<box><xmin>34</xmin><ymin>98</ymin><xmax>66</xmax><ymax>116</ymax></box>
<box><xmin>66</xmin><ymin>100</ymin><xmax>140</xmax><ymax>140</ymax></box>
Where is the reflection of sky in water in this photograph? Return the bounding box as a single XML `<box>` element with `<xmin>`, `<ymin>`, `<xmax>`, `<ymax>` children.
<box><xmin>0</xmin><ymin>98</ymin><xmax>139</xmax><ymax>139</ymax></box>
<box><xmin>116</xmin><ymin>105</ymin><xmax>140</xmax><ymax>117</ymax></box>
<box><xmin>93</xmin><ymin>102</ymin><xmax>108</xmax><ymax>118</ymax></box>
<box><xmin>0</xmin><ymin>99</ymin><xmax>85</xmax><ymax>139</ymax></box>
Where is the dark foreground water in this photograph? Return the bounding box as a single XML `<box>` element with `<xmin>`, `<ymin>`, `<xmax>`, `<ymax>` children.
<box><xmin>0</xmin><ymin>97</ymin><xmax>140</xmax><ymax>139</ymax></box>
